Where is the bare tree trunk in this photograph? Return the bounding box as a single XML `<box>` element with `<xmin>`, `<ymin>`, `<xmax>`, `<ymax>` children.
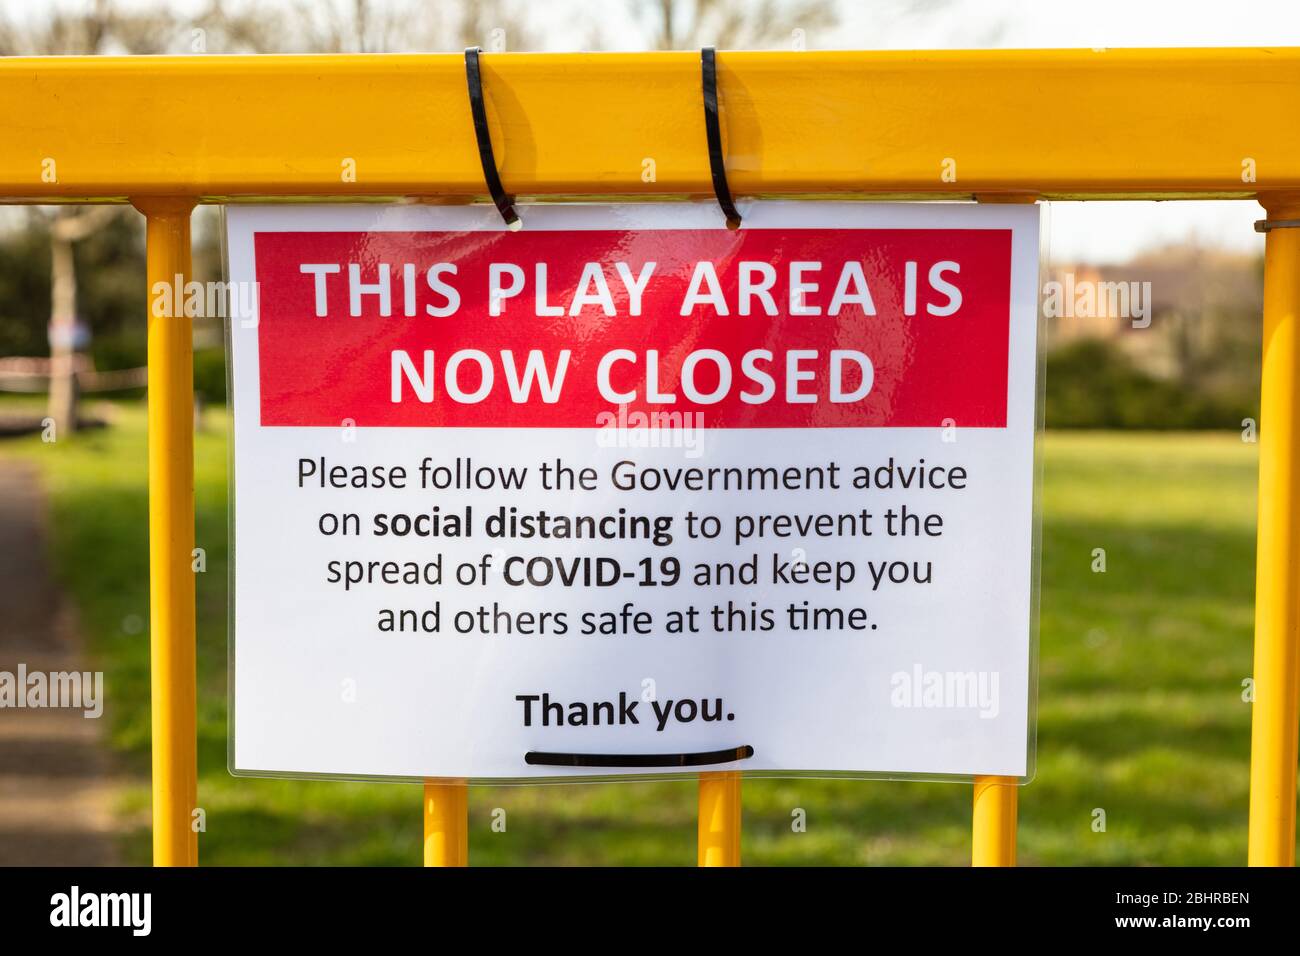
<box><xmin>660</xmin><ymin>0</ymin><xmax>676</xmax><ymax>49</ymax></box>
<box><xmin>44</xmin><ymin>205</ymin><xmax>119</xmax><ymax>436</ymax></box>
<box><xmin>47</xmin><ymin>223</ymin><xmax>80</xmax><ymax>434</ymax></box>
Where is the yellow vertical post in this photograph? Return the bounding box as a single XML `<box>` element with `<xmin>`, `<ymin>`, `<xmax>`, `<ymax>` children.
<box><xmin>423</xmin><ymin>780</ymin><xmax>468</xmax><ymax>866</ymax></box>
<box><xmin>972</xmin><ymin>775</ymin><xmax>1017</xmax><ymax>866</ymax></box>
<box><xmin>1248</xmin><ymin>196</ymin><xmax>1300</xmax><ymax>867</ymax></box>
<box><xmin>966</xmin><ymin>192</ymin><xmax>1032</xmax><ymax>870</ymax></box>
<box><xmin>698</xmin><ymin>771</ymin><xmax>741</xmax><ymax>866</ymax></box>
<box><xmin>136</xmin><ymin>198</ymin><xmax>198</xmax><ymax>867</ymax></box>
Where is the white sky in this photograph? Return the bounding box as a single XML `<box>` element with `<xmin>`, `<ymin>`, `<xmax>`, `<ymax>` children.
<box><xmin>5</xmin><ymin>0</ymin><xmax>1297</xmax><ymax>261</ymax></box>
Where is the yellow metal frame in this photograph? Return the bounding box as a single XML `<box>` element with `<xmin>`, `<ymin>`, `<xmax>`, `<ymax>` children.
<box><xmin>423</xmin><ymin>780</ymin><xmax>468</xmax><ymax>866</ymax></box>
<box><xmin>140</xmin><ymin>197</ymin><xmax>198</xmax><ymax>867</ymax></box>
<box><xmin>1</xmin><ymin>49</ymin><xmax>1296</xmax><ymax>868</ymax></box>
<box><xmin>699</xmin><ymin>772</ymin><xmax>742</xmax><ymax>866</ymax></box>
<box><xmin>5</xmin><ymin>49</ymin><xmax>1300</xmax><ymax>201</ymax></box>
<box><xmin>972</xmin><ymin>776</ymin><xmax>1017</xmax><ymax>866</ymax></box>
<box><xmin>1250</xmin><ymin>195</ymin><xmax>1300</xmax><ymax>867</ymax></box>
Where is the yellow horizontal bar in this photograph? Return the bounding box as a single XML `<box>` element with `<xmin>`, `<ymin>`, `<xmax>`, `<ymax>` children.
<box><xmin>0</xmin><ymin>49</ymin><xmax>1297</xmax><ymax>201</ymax></box>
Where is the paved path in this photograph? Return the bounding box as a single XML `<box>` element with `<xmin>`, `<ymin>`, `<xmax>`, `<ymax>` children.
<box><xmin>0</xmin><ymin>460</ymin><xmax>119</xmax><ymax>865</ymax></box>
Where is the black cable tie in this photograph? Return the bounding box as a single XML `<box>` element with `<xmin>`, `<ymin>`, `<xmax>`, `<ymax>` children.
<box><xmin>464</xmin><ymin>46</ymin><xmax>520</xmax><ymax>230</ymax></box>
<box><xmin>701</xmin><ymin>47</ymin><xmax>742</xmax><ymax>230</ymax></box>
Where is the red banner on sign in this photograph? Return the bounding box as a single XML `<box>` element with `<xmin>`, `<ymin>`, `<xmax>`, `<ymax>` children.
<box><xmin>254</xmin><ymin>228</ymin><xmax>1012</xmax><ymax>428</ymax></box>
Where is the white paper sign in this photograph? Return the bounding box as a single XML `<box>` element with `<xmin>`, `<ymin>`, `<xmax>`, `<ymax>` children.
<box><xmin>227</xmin><ymin>202</ymin><xmax>1039</xmax><ymax>780</ymax></box>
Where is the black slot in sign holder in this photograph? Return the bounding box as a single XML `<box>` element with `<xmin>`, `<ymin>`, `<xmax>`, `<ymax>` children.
<box><xmin>525</xmin><ymin>745</ymin><xmax>755</xmax><ymax>769</ymax></box>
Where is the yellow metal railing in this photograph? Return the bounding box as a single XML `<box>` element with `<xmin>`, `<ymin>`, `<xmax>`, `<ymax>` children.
<box><xmin>2</xmin><ymin>50</ymin><xmax>1297</xmax><ymax>868</ymax></box>
<box><xmin>140</xmin><ymin>198</ymin><xmax>199</xmax><ymax>868</ymax></box>
<box><xmin>423</xmin><ymin>781</ymin><xmax>469</xmax><ymax>867</ymax></box>
<box><xmin>1249</xmin><ymin>195</ymin><xmax>1300</xmax><ymax>867</ymax></box>
<box><xmin>699</xmin><ymin>772</ymin><xmax>743</xmax><ymax>867</ymax></box>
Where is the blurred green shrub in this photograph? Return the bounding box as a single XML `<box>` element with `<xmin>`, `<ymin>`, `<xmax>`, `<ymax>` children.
<box><xmin>1045</xmin><ymin>338</ymin><xmax>1253</xmax><ymax>430</ymax></box>
<box><xmin>193</xmin><ymin>347</ymin><xmax>228</xmax><ymax>404</ymax></box>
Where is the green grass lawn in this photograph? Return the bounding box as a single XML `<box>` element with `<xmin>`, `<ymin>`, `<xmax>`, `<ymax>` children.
<box><xmin>1</xmin><ymin>402</ymin><xmax>1281</xmax><ymax>865</ymax></box>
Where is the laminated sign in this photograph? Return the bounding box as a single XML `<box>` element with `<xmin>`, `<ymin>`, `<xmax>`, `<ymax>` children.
<box><xmin>227</xmin><ymin>202</ymin><xmax>1041</xmax><ymax>781</ymax></box>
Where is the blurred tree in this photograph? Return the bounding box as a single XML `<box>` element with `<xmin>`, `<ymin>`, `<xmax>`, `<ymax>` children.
<box><xmin>1</xmin><ymin>0</ymin><xmax>179</xmax><ymax>431</ymax></box>
<box><xmin>0</xmin><ymin>211</ymin><xmax>147</xmax><ymax>364</ymax></box>
<box><xmin>180</xmin><ymin>0</ymin><xmax>537</xmax><ymax>413</ymax></box>
<box><xmin>1045</xmin><ymin>338</ymin><xmax>1254</xmax><ymax>430</ymax></box>
<box><xmin>0</xmin><ymin>223</ymin><xmax>50</xmax><ymax>359</ymax></box>
<box><xmin>1045</xmin><ymin>243</ymin><xmax>1264</xmax><ymax>427</ymax></box>
<box><xmin>196</xmin><ymin>0</ymin><xmax>533</xmax><ymax>54</ymax></box>
<box><xmin>44</xmin><ymin>207</ymin><xmax>118</xmax><ymax>432</ymax></box>
<box><xmin>629</xmin><ymin>0</ymin><xmax>836</xmax><ymax>49</ymax></box>
<box><xmin>0</xmin><ymin>1</ymin><xmax>535</xmax><ymax>424</ymax></box>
